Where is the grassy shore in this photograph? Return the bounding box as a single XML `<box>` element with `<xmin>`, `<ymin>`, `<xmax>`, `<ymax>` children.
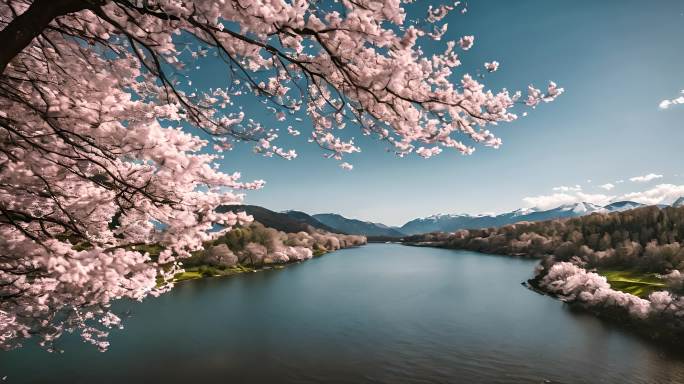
<box><xmin>597</xmin><ymin>269</ymin><xmax>666</xmax><ymax>298</ymax></box>
<box><xmin>172</xmin><ymin>264</ymin><xmax>260</xmax><ymax>283</ymax></box>
<box><xmin>171</xmin><ymin>248</ymin><xmax>330</xmax><ymax>284</ymax></box>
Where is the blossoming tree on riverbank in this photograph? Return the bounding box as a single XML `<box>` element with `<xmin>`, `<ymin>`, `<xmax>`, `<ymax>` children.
<box><xmin>0</xmin><ymin>0</ymin><xmax>561</xmax><ymax>351</ymax></box>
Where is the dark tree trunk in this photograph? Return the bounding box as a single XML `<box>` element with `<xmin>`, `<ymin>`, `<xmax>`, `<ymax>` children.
<box><xmin>0</xmin><ymin>0</ymin><xmax>90</xmax><ymax>74</ymax></box>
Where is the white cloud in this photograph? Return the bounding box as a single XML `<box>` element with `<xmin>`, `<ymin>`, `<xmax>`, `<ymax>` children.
<box><xmin>619</xmin><ymin>184</ymin><xmax>684</xmax><ymax>205</ymax></box>
<box><xmin>615</xmin><ymin>179</ymin><xmax>625</xmax><ymax>184</ymax></box>
<box><xmin>629</xmin><ymin>173</ymin><xmax>663</xmax><ymax>183</ymax></box>
<box><xmin>659</xmin><ymin>91</ymin><xmax>684</xmax><ymax>109</ymax></box>
<box><xmin>552</xmin><ymin>185</ymin><xmax>582</xmax><ymax>192</ymax></box>
<box><xmin>523</xmin><ymin>193</ymin><xmax>577</xmax><ymax>209</ymax></box>
<box><xmin>599</xmin><ymin>183</ymin><xmax>615</xmax><ymax>191</ymax></box>
<box><xmin>523</xmin><ymin>192</ymin><xmax>614</xmax><ymax>210</ymax></box>
<box><xmin>575</xmin><ymin>192</ymin><xmax>614</xmax><ymax>206</ymax></box>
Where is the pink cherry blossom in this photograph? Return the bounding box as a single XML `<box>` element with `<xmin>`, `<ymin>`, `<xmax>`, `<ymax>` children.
<box><xmin>539</xmin><ymin>262</ymin><xmax>684</xmax><ymax>321</ymax></box>
<box><xmin>459</xmin><ymin>35</ymin><xmax>475</xmax><ymax>50</ymax></box>
<box><xmin>0</xmin><ymin>0</ymin><xmax>561</xmax><ymax>351</ymax></box>
<box><xmin>484</xmin><ymin>61</ymin><xmax>500</xmax><ymax>72</ymax></box>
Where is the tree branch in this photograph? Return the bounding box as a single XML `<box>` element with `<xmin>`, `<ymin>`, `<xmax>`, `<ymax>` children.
<box><xmin>0</xmin><ymin>0</ymin><xmax>90</xmax><ymax>74</ymax></box>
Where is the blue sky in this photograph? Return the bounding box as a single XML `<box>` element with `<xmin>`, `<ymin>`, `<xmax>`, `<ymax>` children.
<box><xmin>196</xmin><ymin>0</ymin><xmax>684</xmax><ymax>226</ymax></box>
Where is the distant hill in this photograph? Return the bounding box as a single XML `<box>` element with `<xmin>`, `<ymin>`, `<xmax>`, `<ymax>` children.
<box><xmin>282</xmin><ymin>210</ymin><xmax>342</xmax><ymax>233</ymax></box>
<box><xmin>401</xmin><ymin>204</ymin><xmax>684</xmax><ymax>275</ymax></box>
<box><xmin>217</xmin><ymin>205</ymin><xmax>338</xmax><ymax>234</ymax></box>
<box><xmin>312</xmin><ymin>213</ymin><xmax>405</xmax><ymax>237</ymax></box>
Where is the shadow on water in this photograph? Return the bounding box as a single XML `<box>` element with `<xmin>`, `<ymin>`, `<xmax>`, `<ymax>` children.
<box><xmin>560</xmin><ymin>303</ymin><xmax>684</xmax><ymax>358</ymax></box>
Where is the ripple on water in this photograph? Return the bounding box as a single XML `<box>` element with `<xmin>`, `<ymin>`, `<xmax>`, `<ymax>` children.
<box><xmin>1</xmin><ymin>244</ymin><xmax>683</xmax><ymax>384</ymax></box>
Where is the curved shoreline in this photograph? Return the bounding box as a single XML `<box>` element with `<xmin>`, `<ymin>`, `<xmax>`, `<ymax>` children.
<box><xmin>525</xmin><ymin>271</ymin><xmax>684</xmax><ymax>351</ymax></box>
<box><xmin>402</xmin><ymin>241</ymin><xmax>684</xmax><ymax>352</ymax></box>
<box><xmin>172</xmin><ymin>245</ymin><xmax>368</xmax><ymax>284</ymax></box>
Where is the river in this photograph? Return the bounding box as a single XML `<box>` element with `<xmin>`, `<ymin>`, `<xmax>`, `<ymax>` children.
<box><xmin>2</xmin><ymin>244</ymin><xmax>683</xmax><ymax>383</ymax></box>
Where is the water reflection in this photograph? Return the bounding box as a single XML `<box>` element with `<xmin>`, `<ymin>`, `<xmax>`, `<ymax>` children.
<box><xmin>1</xmin><ymin>244</ymin><xmax>683</xmax><ymax>384</ymax></box>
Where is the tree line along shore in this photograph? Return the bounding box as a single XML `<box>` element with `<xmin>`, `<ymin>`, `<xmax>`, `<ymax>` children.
<box><xmin>402</xmin><ymin>205</ymin><xmax>684</xmax><ymax>346</ymax></box>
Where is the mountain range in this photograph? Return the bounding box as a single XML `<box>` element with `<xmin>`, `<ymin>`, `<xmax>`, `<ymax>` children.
<box><xmin>222</xmin><ymin>197</ymin><xmax>684</xmax><ymax>238</ymax></box>
<box><xmin>218</xmin><ymin>205</ymin><xmax>338</xmax><ymax>234</ymax></box>
<box><xmin>311</xmin><ymin>213</ymin><xmax>405</xmax><ymax>237</ymax></box>
<box><xmin>399</xmin><ymin>201</ymin><xmax>636</xmax><ymax>235</ymax></box>
<box><xmin>312</xmin><ymin>198</ymin><xmax>684</xmax><ymax>236</ymax></box>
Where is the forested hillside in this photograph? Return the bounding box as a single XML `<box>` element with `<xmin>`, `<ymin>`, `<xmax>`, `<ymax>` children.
<box><xmin>150</xmin><ymin>221</ymin><xmax>367</xmax><ymax>283</ymax></box>
<box><xmin>217</xmin><ymin>205</ymin><xmax>339</xmax><ymax>234</ymax></box>
<box><xmin>403</xmin><ymin>206</ymin><xmax>684</xmax><ymax>343</ymax></box>
<box><xmin>404</xmin><ymin>206</ymin><xmax>684</xmax><ymax>274</ymax></box>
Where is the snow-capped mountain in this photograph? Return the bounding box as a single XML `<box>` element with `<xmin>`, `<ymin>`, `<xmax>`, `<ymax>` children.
<box><xmin>400</xmin><ymin>213</ymin><xmax>500</xmax><ymax>235</ymax></box>
<box><xmin>510</xmin><ymin>207</ymin><xmax>539</xmax><ymax>216</ymax></box>
<box><xmin>399</xmin><ymin>201</ymin><xmax>636</xmax><ymax>235</ymax></box>
<box><xmin>603</xmin><ymin>201</ymin><xmax>645</xmax><ymax>212</ymax></box>
<box><xmin>304</xmin><ymin>199</ymin><xmax>681</xmax><ymax>238</ymax></box>
<box><xmin>564</xmin><ymin>202</ymin><xmax>606</xmax><ymax>213</ymax></box>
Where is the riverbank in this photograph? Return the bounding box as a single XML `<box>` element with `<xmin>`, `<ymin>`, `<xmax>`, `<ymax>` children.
<box><xmin>398</xmin><ymin>206</ymin><xmax>684</xmax><ymax>350</ymax></box>
<box><xmin>5</xmin><ymin>244</ymin><xmax>683</xmax><ymax>384</ymax></box>
<box><xmin>401</xmin><ymin>240</ymin><xmax>684</xmax><ymax>350</ymax></box>
<box><xmin>171</xmin><ymin>248</ymin><xmax>334</xmax><ymax>283</ymax></box>
<box><xmin>525</xmin><ymin>265</ymin><xmax>684</xmax><ymax>350</ymax></box>
<box><xmin>140</xmin><ymin>220</ymin><xmax>367</xmax><ymax>285</ymax></box>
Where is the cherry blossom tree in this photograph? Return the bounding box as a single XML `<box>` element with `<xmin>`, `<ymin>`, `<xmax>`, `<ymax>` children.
<box><xmin>0</xmin><ymin>0</ymin><xmax>562</xmax><ymax>351</ymax></box>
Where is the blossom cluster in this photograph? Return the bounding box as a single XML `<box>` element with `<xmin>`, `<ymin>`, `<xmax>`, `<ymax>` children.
<box><xmin>0</xmin><ymin>0</ymin><xmax>560</xmax><ymax>350</ymax></box>
<box><xmin>539</xmin><ymin>262</ymin><xmax>684</xmax><ymax>321</ymax></box>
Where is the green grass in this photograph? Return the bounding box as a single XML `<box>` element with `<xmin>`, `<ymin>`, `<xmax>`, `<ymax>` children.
<box><xmin>598</xmin><ymin>269</ymin><xmax>666</xmax><ymax>298</ymax></box>
<box><xmin>171</xmin><ymin>264</ymin><xmax>258</xmax><ymax>283</ymax></box>
<box><xmin>172</xmin><ymin>271</ymin><xmax>204</xmax><ymax>283</ymax></box>
<box><xmin>313</xmin><ymin>248</ymin><xmax>328</xmax><ymax>257</ymax></box>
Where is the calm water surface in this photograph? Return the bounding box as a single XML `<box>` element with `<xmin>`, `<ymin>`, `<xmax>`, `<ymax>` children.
<box><xmin>2</xmin><ymin>244</ymin><xmax>684</xmax><ymax>383</ymax></box>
